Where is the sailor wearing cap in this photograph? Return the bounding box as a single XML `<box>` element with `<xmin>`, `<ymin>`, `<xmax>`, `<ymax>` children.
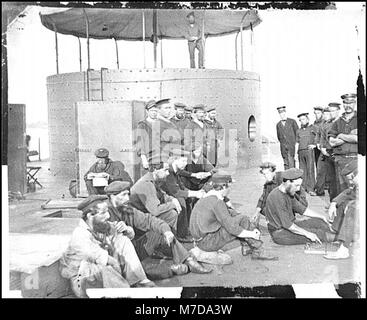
<box><xmin>265</xmin><ymin>168</ymin><xmax>335</xmax><ymax>246</ymax></box>
<box><xmin>204</xmin><ymin>105</ymin><xmax>224</xmax><ymax>167</ymax></box>
<box><xmin>328</xmin><ymin>93</ymin><xmax>358</xmax><ymax>195</ymax></box>
<box><xmin>155</xmin><ymin>99</ymin><xmax>183</xmax><ymax>163</ymax></box>
<box><xmin>325</xmin><ymin>159</ymin><xmax>359</xmax><ymax>260</ymax></box>
<box><xmin>327</xmin><ymin>102</ymin><xmax>341</xmax><ymax>121</ymax></box>
<box><xmin>341</xmin><ymin>93</ymin><xmax>357</xmax><ymax>106</ymax></box>
<box><xmin>253</xmin><ymin>162</ymin><xmax>309</xmax><ymax>228</ymax></box>
<box><xmin>171</xmin><ymin>102</ymin><xmax>191</xmax><ymax>139</ymax></box>
<box><xmin>59</xmin><ymin>195</ymin><xmax>156</xmax><ymax>297</ymax></box>
<box><xmin>296</xmin><ymin>113</ymin><xmax>317</xmax><ymax>195</ymax></box>
<box><xmin>184</xmin><ymin>105</ymin><xmax>193</xmax><ymax>121</ymax></box>
<box><xmin>185</xmin><ymin>11</ymin><xmax>204</xmax><ymax>69</ymax></box>
<box><xmin>84</xmin><ymin>148</ymin><xmax>133</xmax><ymax>195</ymax></box>
<box><xmin>189</xmin><ymin>172</ymin><xmax>278</xmax><ymax>260</ymax></box>
<box><xmin>172</xmin><ymin>102</ymin><xmax>186</xmax><ymax>121</ymax></box>
<box><xmin>103</xmin><ymin>181</ymin><xmax>211</xmax><ymax>276</ymax></box>
<box><xmin>314</xmin><ymin>106</ymin><xmax>338</xmax><ymax>200</ymax></box>
<box><xmin>136</xmin><ymin>100</ymin><xmax>160</xmax><ymax>171</ymax></box>
<box><xmin>276</xmin><ymin>106</ymin><xmax>299</xmax><ymax>170</ymax></box>
<box><xmin>185</xmin><ymin>104</ymin><xmax>209</xmax><ymax>160</ymax></box>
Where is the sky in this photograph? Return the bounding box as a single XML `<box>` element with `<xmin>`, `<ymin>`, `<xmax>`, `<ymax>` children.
<box><xmin>5</xmin><ymin>3</ymin><xmax>366</xmax><ymax>153</ymax></box>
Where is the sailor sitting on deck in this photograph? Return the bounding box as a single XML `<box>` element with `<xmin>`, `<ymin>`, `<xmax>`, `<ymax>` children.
<box><xmin>59</xmin><ymin>195</ymin><xmax>156</xmax><ymax>298</ymax></box>
<box><xmin>252</xmin><ymin>161</ymin><xmax>308</xmax><ymax>227</ymax></box>
<box><xmin>324</xmin><ymin>159</ymin><xmax>359</xmax><ymax>260</ymax></box>
<box><xmin>265</xmin><ymin>168</ymin><xmax>336</xmax><ymax>246</ymax></box>
<box><xmin>104</xmin><ymin>181</ymin><xmax>212</xmax><ymax>278</ymax></box>
<box><xmin>84</xmin><ymin>148</ymin><xmax>133</xmax><ymax>196</ymax></box>
<box><xmin>189</xmin><ymin>172</ymin><xmax>278</xmax><ymax>260</ymax></box>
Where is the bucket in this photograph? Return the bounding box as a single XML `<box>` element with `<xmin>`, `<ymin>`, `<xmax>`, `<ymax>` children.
<box><xmin>28</xmin><ymin>182</ymin><xmax>36</xmax><ymax>193</ymax></box>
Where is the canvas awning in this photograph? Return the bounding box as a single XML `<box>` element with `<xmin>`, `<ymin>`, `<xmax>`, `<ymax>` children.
<box><xmin>40</xmin><ymin>8</ymin><xmax>262</xmax><ymax>40</ymax></box>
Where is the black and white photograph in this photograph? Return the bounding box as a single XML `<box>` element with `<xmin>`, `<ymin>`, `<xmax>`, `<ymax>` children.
<box><xmin>2</xmin><ymin>1</ymin><xmax>366</xmax><ymax>301</ymax></box>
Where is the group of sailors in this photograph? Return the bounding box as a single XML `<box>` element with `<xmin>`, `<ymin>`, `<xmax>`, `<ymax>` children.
<box><xmin>270</xmin><ymin>92</ymin><xmax>359</xmax><ymax>254</ymax></box>
<box><xmin>59</xmin><ymin>94</ymin><xmax>360</xmax><ymax>297</ymax></box>
<box><xmin>275</xmin><ymin>93</ymin><xmax>358</xmax><ymax>200</ymax></box>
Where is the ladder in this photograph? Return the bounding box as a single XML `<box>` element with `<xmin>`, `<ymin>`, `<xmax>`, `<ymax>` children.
<box><xmin>85</xmin><ymin>68</ymin><xmax>107</xmax><ymax>101</ymax></box>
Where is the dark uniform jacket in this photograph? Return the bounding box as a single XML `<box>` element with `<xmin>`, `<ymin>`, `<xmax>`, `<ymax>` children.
<box><xmin>161</xmin><ymin>164</ymin><xmax>189</xmax><ymax>199</ymax></box>
<box><xmin>179</xmin><ymin>155</ymin><xmax>215</xmax><ymax>190</ymax></box>
<box><xmin>185</xmin><ymin>119</ymin><xmax>208</xmax><ymax>154</ymax></box>
<box><xmin>190</xmin><ymin>194</ymin><xmax>244</xmax><ymax>239</ymax></box>
<box><xmin>265</xmin><ymin>187</ymin><xmax>307</xmax><ymax>231</ymax></box>
<box><xmin>171</xmin><ymin>116</ymin><xmax>190</xmax><ymax>132</ymax></box>
<box><xmin>320</xmin><ymin>120</ymin><xmax>335</xmax><ymax>151</ymax></box>
<box><xmin>276</xmin><ymin>118</ymin><xmax>299</xmax><ymax>156</ymax></box>
<box><xmin>135</xmin><ymin>118</ymin><xmax>161</xmax><ymax>162</ymax></box>
<box><xmin>205</xmin><ymin>118</ymin><xmax>224</xmax><ymax>165</ymax></box>
<box><xmin>296</xmin><ymin>123</ymin><xmax>316</xmax><ymax>151</ymax></box>
<box><xmin>84</xmin><ymin>159</ymin><xmax>133</xmax><ymax>185</ymax></box>
<box><xmin>130</xmin><ymin>172</ymin><xmax>176</xmax><ymax>216</ymax></box>
<box><xmin>204</xmin><ymin>118</ymin><xmax>224</xmax><ymax>143</ymax></box>
<box><xmin>171</xmin><ymin>116</ymin><xmax>191</xmax><ymax>146</ymax></box>
<box><xmin>313</xmin><ymin>119</ymin><xmax>325</xmax><ymax>145</ymax></box>
<box><xmin>158</xmin><ymin>117</ymin><xmax>182</xmax><ymax>161</ymax></box>
<box><xmin>107</xmin><ymin>200</ymin><xmax>171</xmax><ymax>238</ymax></box>
<box><xmin>257</xmin><ymin>172</ymin><xmax>308</xmax><ymax>214</ymax></box>
<box><xmin>328</xmin><ymin>112</ymin><xmax>358</xmax><ymax>155</ymax></box>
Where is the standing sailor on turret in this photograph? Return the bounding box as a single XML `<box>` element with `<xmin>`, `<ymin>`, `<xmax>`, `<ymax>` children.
<box><xmin>185</xmin><ymin>12</ymin><xmax>204</xmax><ymax>69</ymax></box>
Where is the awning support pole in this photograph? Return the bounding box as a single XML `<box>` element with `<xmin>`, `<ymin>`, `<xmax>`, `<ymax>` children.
<box><xmin>53</xmin><ymin>24</ymin><xmax>59</xmax><ymax>74</ymax></box>
<box><xmin>250</xmin><ymin>22</ymin><xmax>254</xmax><ymax>71</ymax></box>
<box><xmin>160</xmin><ymin>37</ymin><xmax>163</xmax><ymax>68</ymax></box>
<box><xmin>153</xmin><ymin>9</ymin><xmax>158</xmax><ymax>69</ymax></box>
<box><xmin>235</xmin><ymin>32</ymin><xmax>239</xmax><ymax>71</ymax></box>
<box><xmin>83</xmin><ymin>9</ymin><xmax>90</xmax><ymax>70</ymax></box>
<box><xmin>240</xmin><ymin>22</ymin><xmax>243</xmax><ymax>71</ymax></box>
<box><xmin>202</xmin><ymin>10</ymin><xmax>206</xmax><ymax>68</ymax></box>
<box><xmin>142</xmin><ymin>10</ymin><xmax>146</xmax><ymax>68</ymax></box>
<box><xmin>78</xmin><ymin>37</ymin><xmax>82</xmax><ymax>72</ymax></box>
<box><xmin>114</xmin><ymin>38</ymin><xmax>120</xmax><ymax>69</ymax></box>
<box><xmin>239</xmin><ymin>11</ymin><xmax>249</xmax><ymax>72</ymax></box>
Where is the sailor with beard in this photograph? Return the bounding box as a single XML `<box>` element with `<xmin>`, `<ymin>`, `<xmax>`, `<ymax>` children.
<box><xmin>252</xmin><ymin>162</ymin><xmax>308</xmax><ymax>228</ymax></box>
<box><xmin>265</xmin><ymin>168</ymin><xmax>336</xmax><ymax>246</ymax></box>
<box><xmin>60</xmin><ymin>195</ymin><xmax>156</xmax><ymax>298</ymax></box>
<box><xmin>105</xmin><ymin>181</ymin><xmax>212</xmax><ymax>277</ymax></box>
<box><xmin>328</xmin><ymin>93</ymin><xmax>358</xmax><ymax>195</ymax></box>
<box><xmin>84</xmin><ymin>148</ymin><xmax>133</xmax><ymax>195</ymax></box>
<box><xmin>171</xmin><ymin>102</ymin><xmax>190</xmax><ymax>138</ymax></box>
